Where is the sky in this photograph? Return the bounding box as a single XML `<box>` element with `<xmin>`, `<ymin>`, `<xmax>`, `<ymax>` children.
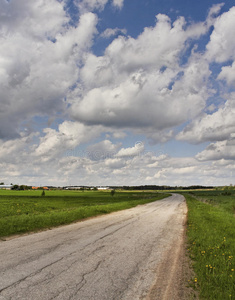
<box><xmin>0</xmin><ymin>0</ymin><xmax>235</xmax><ymax>187</ymax></box>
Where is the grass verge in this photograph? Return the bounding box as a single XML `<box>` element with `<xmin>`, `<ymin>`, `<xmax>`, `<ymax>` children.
<box><xmin>0</xmin><ymin>190</ymin><xmax>168</xmax><ymax>238</ymax></box>
<box><xmin>185</xmin><ymin>193</ymin><xmax>235</xmax><ymax>300</ymax></box>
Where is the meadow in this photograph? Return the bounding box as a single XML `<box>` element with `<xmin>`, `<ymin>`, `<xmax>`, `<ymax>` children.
<box><xmin>183</xmin><ymin>190</ymin><xmax>235</xmax><ymax>299</ymax></box>
<box><xmin>0</xmin><ymin>189</ymin><xmax>168</xmax><ymax>238</ymax></box>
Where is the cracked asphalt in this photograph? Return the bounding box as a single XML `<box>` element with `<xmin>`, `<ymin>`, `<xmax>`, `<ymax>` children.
<box><xmin>0</xmin><ymin>194</ymin><xmax>187</xmax><ymax>300</ymax></box>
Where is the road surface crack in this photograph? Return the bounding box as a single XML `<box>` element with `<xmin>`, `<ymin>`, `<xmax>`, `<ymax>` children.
<box><xmin>0</xmin><ymin>256</ymin><xmax>65</xmax><ymax>294</ymax></box>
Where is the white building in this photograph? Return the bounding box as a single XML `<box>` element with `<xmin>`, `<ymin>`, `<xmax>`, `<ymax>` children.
<box><xmin>0</xmin><ymin>185</ymin><xmax>13</xmax><ymax>190</ymax></box>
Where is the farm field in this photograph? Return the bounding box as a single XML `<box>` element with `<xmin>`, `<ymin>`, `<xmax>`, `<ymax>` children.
<box><xmin>183</xmin><ymin>190</ymin><xmax>235</xmax><ymax>300</ymax></box>
<box><xmin>0</xmin><ymin>189</ymin><xmax>168</xmax><ymax>238</ymax></box>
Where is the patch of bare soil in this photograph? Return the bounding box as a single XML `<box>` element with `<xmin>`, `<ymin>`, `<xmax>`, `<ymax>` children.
<box><xmin>146</xmin><ymin>217</ymin><xmax>199</xmax><ymax>300</ymax></box>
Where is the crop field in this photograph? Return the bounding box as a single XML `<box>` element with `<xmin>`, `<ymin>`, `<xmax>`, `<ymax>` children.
<box><xmin>0</xmin><ymin>189</ymin><xmax>168</xmax><ymax>238</ymax></box>
<box><xmin>183</xmin><ymin>190</ymin><xmax>235</xmax><ymax>299</ymax></box>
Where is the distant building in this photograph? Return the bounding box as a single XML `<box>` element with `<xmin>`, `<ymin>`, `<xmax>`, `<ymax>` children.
<box><xmin>64</xmin><ymin>186</ymin><xmax>84</xmax><ymax>190</ymax></box>
<box><xmin>97</xmin><ymin>187</ymin><xmax>110</xmax><ymax>190</ymax></box>
<box><xmin>0</xmin><ymin>185</ymin><xmax>13</xmax><ymax>190</ymax></box>
<box><xmin>32</xmin><ymin>186</ymin><xmax>49</xmax><ymax>190</ymax></box>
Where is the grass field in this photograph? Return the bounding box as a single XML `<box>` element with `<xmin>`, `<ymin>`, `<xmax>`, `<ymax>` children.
<box><xmin>183</xmin><ymin>190</ymin><xmax>235</xmax><ymax>299</ymax></box>
<box><xmin>0</xmin><ymin>189</ymin><xmax>168</xmax><ymax>238</ymax></box>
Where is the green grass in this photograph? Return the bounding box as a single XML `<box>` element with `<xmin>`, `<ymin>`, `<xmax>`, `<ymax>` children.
<box><xmin>0</xmin><ymin>190</ymin><xmax>168</xmax><ymax>238</ymax></box>
<box><xmin>188</xmin><ymin>190</ymin><xmax>235</xmax><ymax>215</ymax></box>
<box><xmin>184</xmin><ymin>191</ymin><xmax>235</xmax><ymax>300</ymax></box>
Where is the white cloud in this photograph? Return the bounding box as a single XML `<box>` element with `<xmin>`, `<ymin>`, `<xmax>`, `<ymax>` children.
<box><xmin>87</xmin><ymin>140</ymin><xmax>121</xmax><ymax>160</ymax></box>
<box><xmin>196</xmin><ymin>139</ymin><xmax>235</xmax><ymax>161</ymax></box>
<box><xmin>218</xmin><ymin>61</ymin><xmax>235</xmax><ymax>86</ymax></box>
<box><xmin>76</xmin><ymin>0</ymin><xmax>109</xmax><ymax>13</ymax></box>
<box><xmin>0</xmin><ymin>0</ymin><xmax>68</xmax><ymax>38</ymax></box>
<box><xmin>104</xmin><ymin>14</ymin><xmax>187</xmax><ymax>71</ymax></box>
<box><xmin>34</xmin><ymin>121</ymin><xmax>103</xmax><ymax>161</ymax></box>
<box><xmin>0</xmin><ymin>0</ymin><xmax>98</xmax><ymax>139</ymax></box>
<box><xmin>116</xmin><ymin>142</ymin><xmax>144</xmax><ymax>157</ymax></box>
<box><xmin>69</xmin><ymin>11</ymin><xmax>216</xmax><ymax>144</ymax></box>
<box><xmin>206</xmin><ymin>6</ymin><xmax>235</xmax><ymax>63</ymax></box>
<box><xmin>104</xmin><ymin>158</ymin><xmax>126</xmax><ymax>169</ymax></box>
<box><xmin>71</xmin><ymin>54</ymin><xmax>210</xmax><ymax>141</ymax></box>
<box><xmin>1</xmin><ymin>141</ymin><xmax>234</xmax><ymax>186</ymax></box>
<box><xmin>177</xmin><ymin>93</ymin><xmax>235</xmax><ymax>143</ymax></box>
<box><xmin>112</xmin><ymin>0</ymin><xmax>124</xmax><ymax>9</ymax></box>
<box><xmin>1</xmin><ymin>2</ymin><xmax>235</xmax><ymax>187</ymax></box>
<box><xmin>0</xmin><ymin>133</ymin><xmax>37</xmax><ymax>163</ymax></box>
<box><xmin>101</xmin><ymin>27</ymin><xmax>127</xmax><ymax>38</ymax></box>
<box><xmin>111</xmin><ymin>131</ymin><xmax>127</xmax><ymax>139</ymax></box>
<box><xmin>76</xmin><ymin>0</ymin><xmax>124</xmax><ymax>13</ymax></box>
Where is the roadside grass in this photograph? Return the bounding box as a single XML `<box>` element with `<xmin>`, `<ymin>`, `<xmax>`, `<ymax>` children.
<box><xmin>188</xmin><ymin>190</ymin><xmax>235</xmax><ymax>215</ymax></box>
<box><xmin>0</xmin><ymin>190</ymin><xmax>168</xmax><ymax>238</ymax></box>
<box><xmin>184</xmin><ymin>192</ymin><xmax>235</xmax><ymax>299</ymax></box>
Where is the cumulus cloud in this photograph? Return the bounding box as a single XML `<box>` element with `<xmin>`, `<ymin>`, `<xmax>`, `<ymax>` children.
<box><xmin>78</xmin><ymin>11</ymin><xmax>212</xmax><ymax>93</ymax></box>
<box><xmin>112</xmin><ymin>0</ymin><xmax>124</xmax><ymax>9</ymax></box>
<box><xmin>76</xmin><ymin>0</ymin><xmax>109</xmax><ymax>13</ymax></box>
<box><xmin>1</xmin><ymin>139</ymin><xmax>234</xmax><ymax>186</ymax></box>
<box><xmin>0</xmin><ymin>133</ymin><xmax>37</xmax><ymax>163</ymax></box>
<box><xmin>116</xmin><ymin>142</ymin><xmax>144</xmax><ymax>157</ymax></box>
<box><xmin>0</xmin><ymin>0</ymin><xmax>98</xmax><ymax>139</ymax></box>
<box><xmin>104</xmin><ymin>158</ymin><xmax>126</xmax><ymax>169</ymax></box>
<box><xmin>76</xmin><ymin>0</ymin><xmax>124</xmax><ymax>13</ymax></box>
<box><xmin>69</xmin><ymin>10</ymin><xmax>218</xmax><ymax>144</ymax></box>
<box><xmin>101</xmin><ymin>27</ymin><xmax>127</xmax><ymax>38</ymax></box>
<box><xmin>196</xmin><ymin>139</ymin><xmax>235</xmax><ymax>161</ymax></box>
<box><xmin>1</xmin><ymin>2</ymin><xmax>235</xmax><ymax>187</ymax></box>
<box><xmin>34</xmin><ymin>121</ymin><xmax>103</xmax><ymax>161</ymax></box>
<box><xmin>206</xmin><ymin>6</ymin><xmax>235</xmax><ymax>63</ymax></box>
<box><xmin>218</xmin><ymin>62</ymin><xmax>235</xmax><ymax>86</ymax></box>
<box><xmin>71</xmin><ymin>54</ymin><xmax>210</xmax><ymax>141</ymax></box>
<box><xmin>87</xmin><ymin>140</ymin><xmax>121</xmax><ymax>160</ymax></box>
<box><xmin>177</xmin><ymin>93</ymin><xmax>235</xmax><ymax>143</ymax></box>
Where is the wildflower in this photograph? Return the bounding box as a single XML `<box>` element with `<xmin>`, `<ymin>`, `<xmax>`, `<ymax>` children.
<box><xmin>232</xmin><ymin>269</ymin><xmax>234</xmax><ymax>272</ymax></box>
<box><xmin>194</xmin><ymin>278</ymin><xmax>197</xmax><ymax>283</ymax></box>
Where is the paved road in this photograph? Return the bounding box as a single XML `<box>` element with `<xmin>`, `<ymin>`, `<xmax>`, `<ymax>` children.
<box><xmin>0</xmin><ymin>194</ymin><xmax>187</xmax><ymax>300</ymax></box>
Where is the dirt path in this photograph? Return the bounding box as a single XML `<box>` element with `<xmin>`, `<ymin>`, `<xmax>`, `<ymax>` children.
<box><xmin>0</xmin><ymin>194</ymin><xmax>192</xmax><ymax>300</ymax></box>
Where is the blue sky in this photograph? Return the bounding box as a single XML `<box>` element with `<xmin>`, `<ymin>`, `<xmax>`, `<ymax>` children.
<box><xmin>0</xmin><ymin>0</ymin><xmax>235</xmax><ymax>186</ymax></box>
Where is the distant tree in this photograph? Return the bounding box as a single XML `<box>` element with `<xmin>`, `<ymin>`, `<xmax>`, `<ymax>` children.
<box><xmin>12</xmin><ymin>185</ymin><xmax>19</xmax><ymax>190</ymax></box>
<box><xmin>0</xmin><ymin>182</ymin><xmax>4</xmax><ymax>185</ymax></box>
<box><xmin>110</xmin><ymin>189</ymin><xmax>115</xmax><ymax>197</ymax></box>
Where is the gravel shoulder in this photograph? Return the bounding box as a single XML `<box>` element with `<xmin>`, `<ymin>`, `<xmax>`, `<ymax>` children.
<box><xmin>146</xmin><ymin>201</ymin><xmax>198</xmax><ymax>300</ymax></box>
